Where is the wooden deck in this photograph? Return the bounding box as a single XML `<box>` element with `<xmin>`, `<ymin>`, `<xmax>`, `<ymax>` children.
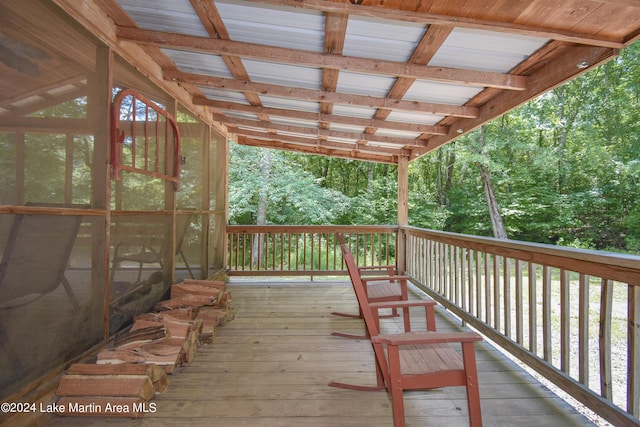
<box><xmin>46</xmin><ymin>280</ymin><xmax>594</xmax><ymax>426</ymax></box>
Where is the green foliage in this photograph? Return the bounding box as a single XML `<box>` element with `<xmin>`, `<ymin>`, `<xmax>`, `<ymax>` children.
<box><xmin>228</xmin><ymin>41</ymin><xmax>640</xmax><ymax>254</ymax></box>
<box><xmin>228</xmin><ymin>144</ymin><xmax>350</xmax><ymax>225</ymax></box>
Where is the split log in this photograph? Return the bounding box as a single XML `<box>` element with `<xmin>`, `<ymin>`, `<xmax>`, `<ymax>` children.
<box><xmin>96</xmin><ymin>348</ymin><xmax>146</xmax><ymax>365</ymax></box>
<box><xmin>171</xmin><ymin>282</ymin><xmax>221</xmax><ymax>299</ymax></box>
<box><xmin>152</xmin><ymin>293</ymin><xmax>217</xmax><ymax>311</ymax></box>
<box><xmin>56</xmin><ymin>374</ymin><xmax>154</xmax><ymax>400</ymax></box>
<box><xmin>66</xmin><ymin>363</ymin><xmax>168</xmax><ymax>394</ymax></box>
<box><xmin>137</xmin><ymin>340</ymin><xmax>183</xmax><ymax>373</ymax></box>
<box><xmin>214</xmin><ymin>291</ymin><xmax>232</xmax><ymax>308</ymax></box>
<box><xmin>160</xmin><ymin>307</ymin><xmax>194</xmax><ymax>321</ymax></box>
<box><xmin>198</xmin><ymin>306</ymin><xmax>233</xmax><ymax>327</ymax></box>
<box><xmin>113</xmin><ymin>325</ymin><xmax>167</xmax><ymax>348</ymax></box>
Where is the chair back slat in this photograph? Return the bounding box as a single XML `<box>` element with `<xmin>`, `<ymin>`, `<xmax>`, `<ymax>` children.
<box><xmin>337</xmin><ymin>234</ymin><xmax>382</xmax><ymax>337</ymax></box>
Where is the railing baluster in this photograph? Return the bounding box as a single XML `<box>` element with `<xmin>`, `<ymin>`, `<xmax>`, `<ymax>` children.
<box><xmin>628</xmin><ymin>283</ymin><xmax>640</xmax><ymax>416</ymax></box>
<box><xmin>461</xmin><ymin>247</ymin><xmax>467</xmax><ymax>314</ymax></box>
<box><xmin>516</xmin><ymin>259</ymin><xmax>523</xmax><ymax>345</ymax></box>
<box><xmin>579</xmin><ymin>273</ymin><xmax>589</xmax><ymax>385</ymax></box>
<box><xmin>529</xmin><ymin>262</ymin><xmax>537</xmax><ymax>355</ymax></box>
<box><xmin>600</xmin><ymin>278</ymin><xmax>613</xmax><ymax>400</ymax></box>
<box><xmin>466</xmin><ymin>248</ymin><xmax>472</xmax><ymax>315</ymax></box>
<box><xmin>504</xmin><ymin>257</ymin><xmax>511</xmax><ymax>337</ymax></box>
<box><xmin>543</xmin><ymin>266</ymin><xmax>552</xmax><ymax>362</ymax></box>
<box><xmin>560</xmin><ymin>269</ymin><xmax>570</xmax><ymax>374</ymax></box>
<box><xmin>476</xmin><ymin>251</ymin><xmax>482</xmax><ymax>319</ymax></box>
<box><xmin>485</xmin><ymin>252</ymin><xmax>491</xmax><ymax>325</ymax></box>
<box><xmin>389</xmin><ymin>227</ymin><xmax>640</xmax><ymax>426</ymax></box>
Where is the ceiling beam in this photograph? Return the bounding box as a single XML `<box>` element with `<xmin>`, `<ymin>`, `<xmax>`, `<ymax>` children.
<box><xmin>214</xmin><ymin>114</ymin><xmax>427</xmax><ymax>146</ymax></box>
<box><xmin>236</xmin><ymin>135</ymin><xmax>400</xmax><ymax>164</ymax></box>
<box><xmin>320</xmin><ymin>12</ymin><xmax>348</xmax><ymax>122</ymax></box>
<box><xmin>367</xmin><ymin>24</ymin><xmax>454</xmax><ymax>137</ymax></box>
<box><xmin>239</xmin><ymin>0</ymin><xmax>627</xmax><ymax>48</ymax></box>
<box><xmin>414</xmin><ymin>45</ymin><xmax>619</xmax><ymax>157</ymax></box>
<box><xmin>231</xmin><ymin>127</ymin><xmax>408</xmax><ymax>155</ymax></box>
<box><xmin>203</xmin><ymin>100</ymin><xmax>448</xmax><ymax>135</ymax></box>
<box><xmin>179</xmin><ymin>72</ymin><xmax>479</xmax><ymax>118</ymax></box>
<box><xmin>117</xmin><ymin>26</ymin><xmax>528</xmax><ymax>91</ymax></box>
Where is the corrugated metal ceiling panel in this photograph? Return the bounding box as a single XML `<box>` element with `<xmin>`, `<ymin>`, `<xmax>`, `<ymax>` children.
<box><xmin>337</xmin><ymin>72</ymin><xmax>396</xmax><ymax>98</ymax></box>
<box><xmin>403</xmin><ymin>80</ymin><xmax>484</xmax><ymax>105</ymax></box>
<box><xmin>374</xmin><ymin>129</ymin><xmax>423</xmax><ymax>139</ymax></box>
<box><xmin>243</xmin><ymin>60</ymin><xmax>322</xmax><ymax>90</ymax></box>
<box><xmin>223</xmin><ymin>111</ymin><xmax>259</xmax><ymax>121</ymax></box>
<box><xmin>215</xmin><ymin>0</ymin><xmax>324</xmax><ymax>52</ymax></box>
<box><xmin>270</xmin><ymin>117</ymin><xmax>319</xmax><ymax>128</ymax></box>
<box><xmin>332</xmin><ymin>105</ymin><xmax>377</xmax><ymax>119</ymax></box>
<box><xmin>162</xmin><ymin>49</ymin><xmax>233</xmax><ymax>78</ymax></box>
<box><xmin>330</xmin><ymin>123</ymin><xmax>367</xmax><ymax>133</ymax></box>
<box><xmin>386</xmin><ymin>111</ymin><xmax>443</xmax><ymax>126</ymax></box>
<box><xmin>117</xmin><ymin>0</ymin><xmax>209</xmax><ymax>37</ymax></box>
<box><xmin>431</xmin><ymin>28</ymin><xmax>549</xmax><ymax>73</ymax></box>
<box><xmin>259</xmin><ymin>96</ymin><xmax>320</xmax><ymax>113</ymax></box>
<box><xmin>342</xmin><ymin>15</ymin><xmax>427</xmax><ymax>62</ymax></box>
<box><xmin>199</xmin><ymin>87</ymin><xmax>249</xmax><ymax>104</ymax></box>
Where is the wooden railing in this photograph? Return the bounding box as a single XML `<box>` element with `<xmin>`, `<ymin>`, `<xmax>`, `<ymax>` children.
<box><xmin>225</xmin><ymin>224</ymin><xmax>640</xmax><ymax>425</ymax></box>
<box><xmin>403</xmin><ymin>226</ymin><xmax>640</xmax><ymax>427</ymax></box>
<box><xmin>226</xmin><ymin>225</ymin><xmax>397</xmax><ymax>276</ymax></box>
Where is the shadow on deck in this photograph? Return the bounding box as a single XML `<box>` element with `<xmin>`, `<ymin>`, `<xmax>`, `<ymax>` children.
<box><xmin>46</xmin><ymin>279</ymin><xmax>594</xmax><ymax>426</ymax></box>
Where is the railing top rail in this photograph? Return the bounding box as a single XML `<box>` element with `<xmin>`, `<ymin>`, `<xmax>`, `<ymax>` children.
<box><xmin>227</xmin><ymin>225</ymin><xmax>399</xmax><ymax>233</ymax></box>
<box><xmin>402</xmin><ymin>226</ymin><xmax>640</xmax><ymax>284</ymax></box>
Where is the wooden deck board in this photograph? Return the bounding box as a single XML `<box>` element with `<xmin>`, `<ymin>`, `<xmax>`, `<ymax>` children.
<box><xmin>45</xmin><ymin>281</ymin><xmax>594</xmax><ymax>426</ymax></box>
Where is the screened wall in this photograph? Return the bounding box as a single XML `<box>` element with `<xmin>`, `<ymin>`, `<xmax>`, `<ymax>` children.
<box><xmin>0</xmin><ymin>0</ymin><xmax>226</xmax><ymax>399</ymax></box>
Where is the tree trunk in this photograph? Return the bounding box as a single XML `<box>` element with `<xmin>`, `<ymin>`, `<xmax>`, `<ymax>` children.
<box><xmin>478</xmin><ymin>163</ymin><xmax>508</xmax><ymax>239</ymax></box>
<box><xmin>252</xmin><ymin>151</ymin><xmax>271</xmax><ymax>266</ymax></box>
<box><xmin>473</xmin><ymin>126</ymin><xmax>507</xmax><ymax>239</ymax></box>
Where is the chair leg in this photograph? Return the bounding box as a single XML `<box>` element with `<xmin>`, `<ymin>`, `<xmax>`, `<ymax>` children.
<box><xmin>390</xmin><ymin>382</ymin><xmax>406</xmax><ymax>427</ymax></box>
<box><xmin>402</xmin><ymin>306</ymin><xmax>410</xmax><ymax>332</ymax></box>
<box><xmin>462</xmin><ymin>342</ymin><xmax>482</xmax><ymax>427</ymax></box>
<box><xmin>387</xmin><ymin>345</ymin><xmax>406</xmax><ymax>427</ymax></box>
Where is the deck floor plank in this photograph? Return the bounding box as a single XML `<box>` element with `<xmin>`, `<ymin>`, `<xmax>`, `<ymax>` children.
<box><xmin>45</xmin><ymin>281</ymin><xmax>594</xmax><ymax>426</ymax></box>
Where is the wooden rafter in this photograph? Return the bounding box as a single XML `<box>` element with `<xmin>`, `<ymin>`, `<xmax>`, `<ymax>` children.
<box><xmin>180</xmin><ymin>74</ymin><xmax>478</xmax><ymax>118</ymax></box>
<box><xmin>239</xmin><ymin>0</ymin><xmax>631</xmax><ymax>48</ymax></box>
<box><xmin>53</xmin><ymin>0</ymin><xmax>640</xmax><ymax>164</ymax></box>
<box><xmin>201</xmin><ymin>100</ymin><xmax>448</xmax><ymax>135</ymax></box>
<box><xmin>214</xmin><ymin>114</ymin><xmax>427</xmax><ymax>147</ymax></box>
<box><xmin>118</xmin><ymin>27</ymin><xmax>529</xmax><ymax>91</ymax></box>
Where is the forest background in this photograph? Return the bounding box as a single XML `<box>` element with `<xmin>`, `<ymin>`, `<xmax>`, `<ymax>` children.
<box><xmin>229</xmin><ymin>41</ymin><xmax>640</xmax><ymax>255</ymax></box>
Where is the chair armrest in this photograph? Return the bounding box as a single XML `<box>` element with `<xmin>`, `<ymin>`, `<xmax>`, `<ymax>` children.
<box><xmin>359</xmin><ymin>265</ymin><xmax>395</xmax><ymax>271</ymax></box>
<box><xmin>361</xmin><ymin>275</ymin><xmax>410</xmax><ymax>283</ymax></box>
<box><xmin>369</xmin><ymin>300</ymin><xmax>436</xmax><ymax>310</ymax></box>
<box><xmin>371</xmin><ymin>332</ymin><xmax>482</xmax><ymax>346</ymax></box>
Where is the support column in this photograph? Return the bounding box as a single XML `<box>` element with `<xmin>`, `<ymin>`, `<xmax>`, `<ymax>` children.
<box><xmin>397</xmin><ymin>155</ymin><xmax>409</xmax><ymax>274</ymax></box>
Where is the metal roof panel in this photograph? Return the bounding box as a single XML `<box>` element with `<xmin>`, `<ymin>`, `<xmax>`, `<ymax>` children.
<box><xmin>243</xmin><ymin>60</ymin><xmax>322</xmax><ymax>90</ymax></box>
<box><xmin>118</xmin><ymin>0</ymin><xmax>209</xmax><ymax>37</ymax></box>
<box><xmin>163</xmin><ymin>49</ymin><xmax>233</xmax><ymax>78</ymax></box>
<box><xmin>343</xmin><ymin>15</ymin><xmax>427</xmax><ymax>62</ymax></box>
<box><xmin>215</xmin><ymin>0</ymin><xmax>325</xmax><ymax>52</ymax></box>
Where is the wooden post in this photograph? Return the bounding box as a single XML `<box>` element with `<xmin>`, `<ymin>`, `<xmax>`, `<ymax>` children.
<box><xmin>200</xmin><ymin>125</ymin><xmax>212</xmax><ymax>279</ymax></box>
<box><xmin>90</xmin><ymin>45</ymin><xmax>112</xmax><ymax>339</ymax></box>
<box><xmin>166</xmin><ymin>98</ymin><xmax>178</xmax><ymax>284</ymax></box>
<box><xmin>397</xmin><ymin>155</ymin><xmax>409</xmax><ymax>274</ymax></box>
<box><xmin>211</xmin><ymin>130</ymin><xmax>229</xmax><ymax>272</ymax></box>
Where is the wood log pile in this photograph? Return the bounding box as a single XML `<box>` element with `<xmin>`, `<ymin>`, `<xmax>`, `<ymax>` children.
<box><xmin>55</xmin><ymin>279</ymin><xmax>232</xmax><ymax>418</ymax></box>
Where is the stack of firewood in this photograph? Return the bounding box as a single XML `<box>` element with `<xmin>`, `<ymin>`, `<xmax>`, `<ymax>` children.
<box><xmin>55</xmin><ymin>363</ymin><xmax>167</xmax><ymax>417</ymax></box>
<box><xmin>55</xmin><ymin>279</ymin><xmax>232</xmax><ymax>418</ymax></box>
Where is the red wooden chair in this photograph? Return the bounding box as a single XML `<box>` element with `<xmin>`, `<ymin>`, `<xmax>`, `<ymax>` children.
<box><xmin>331</xmin><ymin>235</ymin><xmax>422</xmax><ymax>337</ymax></box>
<box><xmin>330</xmin><ymin>233</ymin><xmax>483</xmax><ymax>427</ymax></box>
